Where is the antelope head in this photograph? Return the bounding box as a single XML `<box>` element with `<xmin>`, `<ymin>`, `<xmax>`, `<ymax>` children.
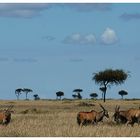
<box><xmin>4</xmin><ymin>105</ymin><xmax>14</xmax><ymax>114</ymax></box>
<box><xmin>99</xmin><ymin>104</ymin><xmax>109</xmax><ymax>118</ymax></box>
<box><xmin>113</xmin><ymin>105</ymin><xmax>121</xmax><ymax>123</ymax></box>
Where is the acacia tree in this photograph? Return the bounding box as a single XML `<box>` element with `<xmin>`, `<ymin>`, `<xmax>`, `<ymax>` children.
<box><xmin>22</xmin><ymin>88</ymin><xmax>33</xmax><ymax>100</ymax></box>
<box><xmin>118</xmin><ymin>90</ymin><xmax>128</xmax><ymax>99</ymax></box>
<box><xmin>92</xmin><ymin>69</ymin><xmax>129</xmax><ymax>102</ymax></box>
<box><xmin>73</xmin><ymin>89</ymin><xmax>83</xmax><ymax>99</ymax></box>
<box><xmin>33</xmin><ymin>94</ymin><xmax>40</xmax><ymax>100</ymax></box>
<box><xmin>90</xmin><ymin>93</ymin><xmax>98</xmax><ymax>99</ymax></box>
<box><xmin>15</xmin><ymin>88</ymin><xmax>23</xmax><ymax>100</ymax></box>
<box><xmin>56</xmin><ymin>91</ymin><xmax>64</xmax><ymax>100</ymax></box>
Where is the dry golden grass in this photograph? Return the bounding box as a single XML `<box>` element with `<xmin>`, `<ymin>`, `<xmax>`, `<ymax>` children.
<box><xmin>0</xmin><ymin>99</ymin><xmax>140</xmax><ymax>137</ymax></box>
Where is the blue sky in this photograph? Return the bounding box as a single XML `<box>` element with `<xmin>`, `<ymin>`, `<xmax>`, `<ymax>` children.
<box><xmin>0</xmin><ymin>3</ymin><xmax>140</xmax><ymax>100</ymax></box>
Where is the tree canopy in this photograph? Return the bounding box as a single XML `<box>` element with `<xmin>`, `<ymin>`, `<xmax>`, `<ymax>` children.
<box><xmin>93</xmin><ymin>69</ymin><xmax>128</xmax><ymax>86</ymax></box>
<box><xmin>90</xmin><ymin>93</ymin><xmax>98</xmax><ymax>99</ymax></box>
<box><xmin>73</xmin><ymin>89</ymin><xmax>83</xmax><ymax>93</ymax></box>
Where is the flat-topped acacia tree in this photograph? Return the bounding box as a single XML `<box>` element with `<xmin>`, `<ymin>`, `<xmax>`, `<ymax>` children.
<box><xmin>73</xmin><ymin>89</ymin><xmax>83</xmax><ymax>99</ymax></box>
<box><xmin>23</xmin><ymin>88</ymin><xmax>33</xmax><ymax>100</ymax></box>
<box><xmin>118</xmin><ymin>90</ymin><xmax>128</xmax><ymax>99</ymax></box>
<box><xmin>15</xmin><ymin>88</ymin><xmax>23</xmax><ymax>100</ymax></box>
<box><xmin>92</xmin><ymin>69</ymin><xmax>129</xmax><ymax>102</ymax></box>
<box><xmin>56</xmin><ymin>91</ymin><xmax>64</xmax><ymax>100</ymax></box>
<box><xmin>90</xmin><ymin>93</ymin><xmax>98</xmax><ymax>99</ymax></box>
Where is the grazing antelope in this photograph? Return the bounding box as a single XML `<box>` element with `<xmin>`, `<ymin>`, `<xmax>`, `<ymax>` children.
<box><xmin>77</xmin><ymin>104</ymin><xmax>109</xmax><ymax>127</ymax></box>
<box><xmin>113</xmin><ymin>105</ymin><xmax>140</xmax><ymax>126</ymax></box>
<box><xmin>0</xmin><ymin>105</ymin><xmax>14</xmax><ymax>125</ymax></box>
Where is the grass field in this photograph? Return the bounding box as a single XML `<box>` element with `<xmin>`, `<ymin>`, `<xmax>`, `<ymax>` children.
<box><xmin>0</xmin><ymin>99</ymin><xmax>140</xmax><ymax>137</ymax></box>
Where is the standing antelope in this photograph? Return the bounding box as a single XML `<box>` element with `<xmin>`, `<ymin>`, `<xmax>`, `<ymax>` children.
<box><xmin>77</xmin><ymin>104</ymin><xmax>109</xmax><ymax>126</ymax></box>
<box><xmin>0</xmin><ymin>105</ymin><xmax>14</xmax><ymax>125</ymax></box>
<box><xmin>113</xmin><ymin>105</ymin><xmax>140</xmax><ymax>126</ymax></box>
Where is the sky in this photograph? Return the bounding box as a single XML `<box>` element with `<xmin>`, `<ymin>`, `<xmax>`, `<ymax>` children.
<box><xmin>0</xmin><ymin>3</ymin><xmax>140</xmax><ymax>100</ymax></box>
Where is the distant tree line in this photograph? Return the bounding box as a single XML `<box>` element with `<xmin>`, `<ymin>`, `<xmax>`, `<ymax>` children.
<box><xmin>15</xmin><ymin>68</ymin><xmax>129</xmax><ymax>102</ymax></box>
<box><xmin>15</xmin><ymin>87</ymin><xmax>128</xmax><ymax>101</ymax></box>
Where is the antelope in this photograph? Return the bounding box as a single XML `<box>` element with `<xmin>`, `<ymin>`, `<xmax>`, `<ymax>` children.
<box><xmin>0</xmin><ymin>105</ymin><xmax>14</xmax><ymax>125</ymax></box>
<box><xmin>113</xmin><ymin>105</ymin><xmax>140</xmax><ymax>126</ymax></box>
<box><xmin>113</xmin><ymin>106</ymin><xmax>127</xmax><ymax>124</ymax></box>
<box><xmin>77</xmin><ymin>104</ymin><xmax>109</xmax><ymax>127</ymax></box>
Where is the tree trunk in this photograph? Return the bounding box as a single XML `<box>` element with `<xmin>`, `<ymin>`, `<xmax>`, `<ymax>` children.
<box><xmin>103</xmin><ymin>86</ymin><xmax>107</xmax><ymax>102</ymax></box>
<box><xmin>16</xmin><ymin>94</ymin><xmax>19</xmax><ymax>100</ymax></box>
<box><xmin>17</xmin><ymin>95</ymin><xmax>19</xmax><ymax>100</ymax></box>
<box><xmin>26</xmin><ymin>93</ymin><xmax>28</xmax><ymax>100</ymax></box>
<box><xmin>103</xmin><ymin>92</ymin><xmax>106</xmax><ymax>102</ymax></box>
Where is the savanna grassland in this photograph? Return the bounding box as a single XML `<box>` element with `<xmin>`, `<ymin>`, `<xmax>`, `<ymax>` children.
<box><xmin>0</xmin><ymin>99</ymin><xmax>140</xmax><ymax>137</ymax></box>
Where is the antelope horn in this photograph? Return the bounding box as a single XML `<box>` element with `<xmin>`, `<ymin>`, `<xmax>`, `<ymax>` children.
<box><xmin>115</xmin><ymin>105</ymin><xmax>120</xmax><ymax>111</ymax></box>
<box><xmin>99</xmin><ymin>104</ymin><xmax>105</xmax><ymax>111</ymax></box>
<box><xmin>117</xmin><ymin>105</ymin><xmax>120</xmax><ymax>111</ymax></box>
<box><xmin>6</xmin><ymin>105</ymin><xmax>14</xmax><ymax>112</ymax></box>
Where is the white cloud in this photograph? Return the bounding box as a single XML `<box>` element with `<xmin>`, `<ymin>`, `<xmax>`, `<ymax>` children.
<box><xmin>0</xmin><ymin>4</ymin><xmax>50</xmax><ymax>18</ymax></box>
<box><xmin>71</xmin><ymin>33</ymin><xmax>81</xmax><ymax>41</ymax></box>
<box><xmin>63</xmin><ymin>33</ymin><xmax>96</xmax><ymax>45</ymax></box>
<box><xmin>0</xmin><ymin>4</ymin><xmax>112</xmax><ymax>18</ymax></box>
<box><xmin>101</xmin><ymin>27</ymin><xmax>118</xmax><ymax>45</ymax></box>
<box><xmin>85</xmin><ymin>34</ymin><xmax>96</xmax><ymax>42</ymax></box>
